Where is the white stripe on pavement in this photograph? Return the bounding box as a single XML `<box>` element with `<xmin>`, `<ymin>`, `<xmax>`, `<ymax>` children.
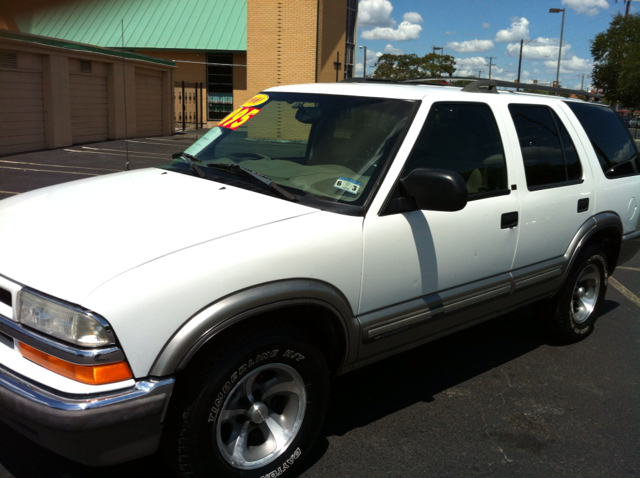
<box><xmin>82</xmin><ymin>146</ymin><xmax>168</xmax><ymax>157</ymax></box>
<box><xmin>0</xmin><ymin>165</ymin><xmax>97</xmax><ymax>176</ymax></box>
<box><xmin>0</xmin><ymin>159</ymin><xmax>121</xmax><ymax>172</ymax></box>
<box><xmin>609</xmin><ymin>277</ymin><xmax>640</xmax><ymax>307</ymax></box>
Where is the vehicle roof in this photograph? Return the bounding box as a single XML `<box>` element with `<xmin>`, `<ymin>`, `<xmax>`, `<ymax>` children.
<box><xmin>265</xmin><ymin>81</ymin><xmax>604</xmax><ymax>106</ymax></box>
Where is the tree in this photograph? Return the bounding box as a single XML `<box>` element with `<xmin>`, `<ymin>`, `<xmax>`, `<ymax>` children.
<box><xmin>590</xmin><ymin>13</ymin><xmax>640</xmax><ymax>106</ymax></box>
<box><xmin>371</xmin><ymin>53</ymin><xmax>456</xmax><ymax>80</ymax></box>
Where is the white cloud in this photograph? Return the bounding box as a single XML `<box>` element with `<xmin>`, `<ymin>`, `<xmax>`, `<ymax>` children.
<box><xmin>562</xmin><ymin>0</ymin><xmax>609</xmax><ymax>16</ymax></box>
<box><xmin>505</xmin><ymin>37</ymin><xmax>572</xmax><ymax>60</ymax></box>
<box><xmin>444</xmin><ymin>31</ymin><xmax>455</xmax><ymax>35</ymax></box>
<box><xmin>446</xmin><ymin>39</ymin><xmax>494</xmax><ymax>53</ymax></box>
<box><xmin>482</xmin><ymin>22</ymin><xmax>491</xmax><ymax>28</ymax></box>
<box><xmin>544</xmin><ymin>55</ymin><xmax>592</xmax><ymax>73</ymax></box>
<box><xmin>358</xmin><ymin>0</ymin><xmax>396</xmax><ymax>27</ymax></box>
<box><xmin>403</xmin><ymin>12</ymin><xmax>424</xmax><ymax>23</ymax></box>
<box><xmin>384</xmin><ymin>44</ymin><xmax>404</xmax><ymax>54</ymax></box>
<box><xmin>455</xmin><ymin>56</ymin><xmax>488</xmax><ymax>68</ymax></box>
<box><xmin>495</xmin><ymin>17</ymin><xmax>530</xmax><ymax>43</ymax></box>
<box><xmin>361</xmin><ymin>21</ymin><xmax>423</xmax><ymax>41</ymax></box>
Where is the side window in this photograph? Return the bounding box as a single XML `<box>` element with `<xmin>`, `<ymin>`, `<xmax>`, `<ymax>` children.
<box><xmin>403</xmin><ymin>102</ymin><xmax>508</xmax><ymax>199</ymax></box>
<box><xmin>565</xmin><ymin>101</ymin><xmax>640</xmax><ymax>179</ymax></box>
<box><xmin>508</xmin><ymin>104</ymin><xmax>583</xmax><ymax>190</ymax></box>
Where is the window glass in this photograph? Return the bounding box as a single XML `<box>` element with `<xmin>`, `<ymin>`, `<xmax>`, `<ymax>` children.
<box><xmin>508</xmin><ymin>104</ymin><xmax>582</xmax><ymax>189</ymax></box>
<box><xmin>565</xmin><ymin>102</ymin><xmax>640</xmax><ymax>178</ymax></box>
<box><xmin>403</xmin><ymin>102</ymin><xmax>508</xmax><ymax>198</ymax></box>
<box><xmin>555</xmin><ymin>113</ymin><xmax>581</xmax><ymax>181</ymax></box>
<box><xmin>164</xmin><ymin>92</ymin><xmax>417</xmax><ymax>210</ymax></box>
<box><xmin>207</xmin><ymin>53</ymin><xmax>233</xmax><ymax>121</ymax></box>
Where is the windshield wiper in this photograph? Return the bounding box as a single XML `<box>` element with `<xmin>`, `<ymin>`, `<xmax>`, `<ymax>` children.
<box><xmin>174</xmin><ymin>151</ymin><xmax>207</xmax><ymax>177</ymax></box>
<box><xmin>205</xmin><ymin>163</ymin><xmax>297</xmax><ymax>201</ymax></box>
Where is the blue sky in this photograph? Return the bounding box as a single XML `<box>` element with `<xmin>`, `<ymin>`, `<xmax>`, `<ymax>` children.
<box><xmin>355</xmin><ymin>0</ymin><xmax>638</xmax><ymax>89</ymax></box>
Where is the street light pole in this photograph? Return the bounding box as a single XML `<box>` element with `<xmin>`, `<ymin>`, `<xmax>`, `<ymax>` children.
<box><xmin>549</xmin><ymin>8</ymin><xmax>565</xmax><ymax>88</ymax></box>
<box><xmin>359</xmin><ymin>45</ymin><xmax>367</xmax><ymax>78</ymax></box>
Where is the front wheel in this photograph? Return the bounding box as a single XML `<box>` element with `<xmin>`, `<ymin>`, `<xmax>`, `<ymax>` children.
<box><xmin>164</xmin><ymin>328</ymin><xmax>329</xmax><ymax>478</ymax></box>
<box><xmin>545</xmin><ymin>245</ymin><xmax>608</xmax><ymax>343</ymax></box>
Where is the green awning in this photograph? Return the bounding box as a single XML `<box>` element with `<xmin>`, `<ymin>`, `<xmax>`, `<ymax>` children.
<box><xmin>0</xmin><ymin>29</ymin><xmax>175</xmax><ymax>66</ymax></box>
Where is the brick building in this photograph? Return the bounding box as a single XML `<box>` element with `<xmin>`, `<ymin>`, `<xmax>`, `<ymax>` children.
<box><xmin>1</xmin><ymin>0</ymin><xmax>358</xmax><ymax>130</ymax></box>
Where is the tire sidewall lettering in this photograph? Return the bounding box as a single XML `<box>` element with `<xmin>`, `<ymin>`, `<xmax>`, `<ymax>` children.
<box><xmin>207</xmin><ymin>348</ymin><xmax>308</xmax><ymax>424</ymax></box>
<box><xmin>260</xmin><ymin>447</ymin><xmax>303</xmax><ymax>478</ymax></box>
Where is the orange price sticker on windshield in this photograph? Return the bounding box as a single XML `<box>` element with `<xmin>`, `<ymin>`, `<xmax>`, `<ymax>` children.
<box><xmin>218</xmin><ymin>107</ymin><xmax>261</xmax><ymax>130</ymax></box>
<box><xmin>242</xmin><ymin>94</ymin><xmax>269</xmax><ymax>107</ymax></box>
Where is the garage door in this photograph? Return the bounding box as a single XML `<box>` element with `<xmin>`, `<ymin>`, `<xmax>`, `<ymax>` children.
<box><xmin>135</xmin><ymin>71</ymin><xmax>163</xmax><ymax>137</ymax></box>
<box><xmin>70</xmin><ymin>73</ymin><xmax>108</xmax><ymax>144</ymax></box>
<box><xmin>0</xmin><ymin>65</ymin><xmax>45</xmax><ymax>155</ymax></box>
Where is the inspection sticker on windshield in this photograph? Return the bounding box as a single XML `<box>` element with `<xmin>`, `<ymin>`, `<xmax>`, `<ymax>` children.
<box><xmin>334</xmin><ymin>177</ymin><xmax>362</xmax><ymax>195</ymax></box>
<box><xmin>218</xmin><ymin>107</ymin><xmax>261</xmax><ymax>130</ymax></box>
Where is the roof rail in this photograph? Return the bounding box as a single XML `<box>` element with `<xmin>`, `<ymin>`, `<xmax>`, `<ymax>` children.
<box><xmin>341</xmin><ymin>76</ymin><xmax>601</xmax><ymax>101</ymax></box>
<box><xmin>341</xmin><ymin>76</ymin><xmax>477</xmax><ymax>85</ymax></box>
<box><xmin>461</xmin><ymin>79</ymin><xmax>601</xmax><ymax>101</ymax></box>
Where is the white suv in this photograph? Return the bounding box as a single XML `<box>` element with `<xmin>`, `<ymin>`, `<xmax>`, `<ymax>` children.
<box><xmin>0</xmin><ymin>79</ymin><xmax>639</xmax><ymax>478</ymax></box>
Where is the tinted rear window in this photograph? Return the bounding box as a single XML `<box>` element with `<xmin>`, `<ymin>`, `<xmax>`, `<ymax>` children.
<box><xmin>565</xmin><ymin>102</ymin><xmax>639</xmax><ymax>178</ymax></box>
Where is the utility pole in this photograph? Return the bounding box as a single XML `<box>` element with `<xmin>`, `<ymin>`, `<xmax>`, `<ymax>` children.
<box><xmin>477</xmin><ymin>70</ymin><xmax>484</xmax><ymax>78</ymax></box>
<box><xmin>359</xmin><ymin>45</ymin><xmax>367</xmax><ymax>78</ymax></box>
<box><xmin>578</xmin><ymin>74</ymin><xmax>589</xmax><ymax>90</ymax></box>
<box><xmin>615</xmin><ymin>0</ymin><xmax>632</xmax><ymax>16</ymax></box>
<box><xmin>516</xmin><ymin>39</ymin><xmax>536</xmax><ymax>91</ymax></box>
<box><xmin>485</xmin><ymin>57</ymin><xmax>497</xmax><ymax>79</ymax></box>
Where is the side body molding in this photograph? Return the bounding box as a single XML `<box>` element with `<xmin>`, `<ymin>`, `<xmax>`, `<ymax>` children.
<box><xmin>149</xmin><ymin>280</ymin><xmax>358</xmax><ymax>377</ymax></box>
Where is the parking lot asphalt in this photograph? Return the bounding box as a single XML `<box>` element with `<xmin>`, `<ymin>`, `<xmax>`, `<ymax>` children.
<box><xmin>0</xmin><ymin>132</ymin><xmax>639</xmax><ymax>478</ymax></box>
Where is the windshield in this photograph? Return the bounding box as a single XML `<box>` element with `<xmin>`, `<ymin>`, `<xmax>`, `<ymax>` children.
<box><xmin>161</xmin><ymin>92</ymin><xmax>418</xmax><ymax>210</ymax></box>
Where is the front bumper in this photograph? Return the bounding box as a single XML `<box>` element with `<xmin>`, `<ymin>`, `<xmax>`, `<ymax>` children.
<box><xmin>0</xmin><ymin>363</ymin><xmax>174</xmax><ymax>466</ymax></box>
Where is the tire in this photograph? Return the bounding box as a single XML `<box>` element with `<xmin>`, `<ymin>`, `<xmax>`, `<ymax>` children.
<box><xmin>546</xmin><ymin>244</ymin><xmax>608</xmax><ymax>343</ymax></box>
<box><xmin>164</xmin><ymin>327</ymin><xmax>329</xmax><ymax>478</ymax></box>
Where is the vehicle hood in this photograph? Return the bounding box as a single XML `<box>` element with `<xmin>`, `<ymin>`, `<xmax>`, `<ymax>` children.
<box><xmin>0</xmin><ymin>169</ymin><xmax>318</xmax><ymax>304</ymax></box>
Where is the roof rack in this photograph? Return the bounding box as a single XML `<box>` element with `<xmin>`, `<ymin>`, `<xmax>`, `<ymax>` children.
<box><xmin>461</xmin><ymin>79</ymin><xmax>601</xmax><ymax>101</ymax></box>
<box><xmin>341</xmin><ymin>76</ymin><xmax>601</xmax><ymax>101</ymax></box>
<box><xmin>341</xmin><ymin>76</ymin><xmax>476</xmax><ymax>86</ymax></box>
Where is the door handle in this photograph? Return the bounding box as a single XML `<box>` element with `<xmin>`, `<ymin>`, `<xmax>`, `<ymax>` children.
<box><xmin>501</xmin><ymin>211</ymin><xmax>518</xmax><ymax>229</ymax></box>
<box><xmin>577</xmin><ymin>198</ymin><xmax>589</xmax><ymax>213</ymax></box>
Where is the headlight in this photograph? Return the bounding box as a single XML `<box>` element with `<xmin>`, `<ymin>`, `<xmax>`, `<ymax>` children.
<box><xmin>17</xmin><ymin>290</ymin><xmax>112</xmax><ymax>347</ymax></box>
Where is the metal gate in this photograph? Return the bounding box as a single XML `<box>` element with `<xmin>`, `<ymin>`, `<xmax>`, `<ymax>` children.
<box><xmin>175</xmin><ymin>81</ymin><xmax>204</xmax><ymax>131</ymax></box>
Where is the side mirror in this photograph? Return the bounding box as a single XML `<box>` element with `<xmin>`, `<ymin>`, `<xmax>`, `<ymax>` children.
<box><xmin>400</xmin><ymin>168</ymin><xmax>468</xmax><ymax>212</ymax></box>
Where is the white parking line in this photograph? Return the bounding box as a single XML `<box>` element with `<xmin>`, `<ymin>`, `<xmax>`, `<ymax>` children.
<box><xmin>609</xmin><ymin>277</ymin><xmax>640</xmax><ymax>307</ymax></box>
<box><xmin>64</xmin><ymin>149</ymin><xmax>165</xmax><ymax>160</ymax></box>
<box><xmin>143</xmin><ymin>137</ymin><xmax>195</xmax><ymax>143</ymax></box>
<box><xmin>125</xmin><ymin>140</ymin><xmax>183</xmax><ymax>147</ymax></box>
<box><xmin>0</xmin><ymin>159</ymin><xmax>121</xmax><ymax>172</ymax></box>
<box><xmin>617</xmin><ymin>266</ymin><xmax>640</xmax><ymax>272</ymax></box>
<box><xmin>81</xmin><ymin>146</ymin><xmax>168</xmax><ymax>157</ymax></box>
<box><xmin>0</xmin><ymin>165</ymin><xmax>97</xmax><ymax>176</ymax></box>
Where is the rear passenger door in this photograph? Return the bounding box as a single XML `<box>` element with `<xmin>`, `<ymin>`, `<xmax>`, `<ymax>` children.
<box><xmin>504</xmin><ymin>102</ymin><xmax>594</xmax><ymax>270</ymax></box>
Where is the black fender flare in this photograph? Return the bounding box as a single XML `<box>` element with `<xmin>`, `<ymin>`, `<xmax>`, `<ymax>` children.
<box><xmin>561</xmin><ymin>211</ymin><xmax>623</xmax><ymax>286</ymax></box>
<box><xmin>149</xmin><ymin>279</ymin><xmax>359</xmax><ymax>377</ymax></box>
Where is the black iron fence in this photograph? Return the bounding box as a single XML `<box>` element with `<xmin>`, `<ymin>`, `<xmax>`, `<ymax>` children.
<box><xmin>175</xmin><ymin>81</ymin><xmax>204</xmax><ymax>131</ymax></box>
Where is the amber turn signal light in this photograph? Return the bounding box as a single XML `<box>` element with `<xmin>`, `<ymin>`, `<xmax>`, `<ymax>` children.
<box><xmin>19</xmin><ymin>342</ymin><xmax>133</xmax><ymax>385</ymax></box>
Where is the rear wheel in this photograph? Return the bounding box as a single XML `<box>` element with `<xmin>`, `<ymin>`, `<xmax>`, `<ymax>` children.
<box><xmin>164</xmin><ymin>327</ymin><xmax>329</xmax><ymax>478</ymax></box>
<box><xmin>546</xmin><ymin>245</ymin><xmax>608</xmax><ymax>343</ymax></box>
